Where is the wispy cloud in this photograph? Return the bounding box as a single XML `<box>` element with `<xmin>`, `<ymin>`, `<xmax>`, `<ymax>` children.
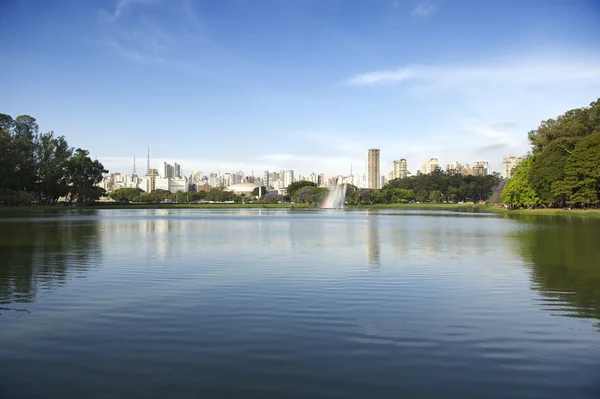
<box><xmin>98</xmin><ymin>0</ymin><xmax>209</xmax><ymax>71</ymax></box>
<box><xmin>346</xmin><ymin>59</ymin><xmax>600</xmax><ymax>86</ymax></box>
<box><xmin>108</xmin><ymin>0</ymin><xmax>160</xmax><ymax>20</ymax></box>
<box><xmin>411</xmin><ymin>1</ymin><xmax>438</xmax><ymax>17</ymax></box>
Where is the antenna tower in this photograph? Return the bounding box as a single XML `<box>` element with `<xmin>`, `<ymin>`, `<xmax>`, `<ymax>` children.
<box><xmin>133</xmin><ymin>156</ymin><xmax>137</xmax><ymax>175</ymax></box>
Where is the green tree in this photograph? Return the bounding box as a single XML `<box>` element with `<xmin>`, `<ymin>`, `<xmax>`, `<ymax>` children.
<box><xmin>286</xmin><ymin>181</ymin><xmax>317</xmax><ymax>198</ymax></box>
<box><xmin>391</xmin><ymin>188</ymin><xmax>415</xmax><ymax>203</ymax></box>
<box><xmin>429</xmin><ymin>190</ymin><xmax>443</xmax><ymax>203</ymax></box>
<box><xmin>529</xmin><ymin>138</ymin><xmax>579</xmax><ymax>205</ymax></box>
<box><xmin>557</xmin><ymin>132</ymin><xmax>600</xmax><ymax>206</ymax></box>
<box><xmin>501</xmin><ymin>157</ymin><xmax>540</xmax><ymax>208</ymax></box>
<box><xmin>252</xmin><ymin>186</ymin><xmax>267</xmax><ymax>198</ymax></box>
<box><xmin>34</xmin><ymin>132</ymin><xmax>73</xmax><ymax>203</ymax></box>
<box><xmin>12</xmin><ymin>115</ymin><xmax>39</xmax><ymax>192</ymax></box>
<box><xmin>66</xmin><ymin>149</ymin><xmax>108</xmax><ymax>204</ymax></box>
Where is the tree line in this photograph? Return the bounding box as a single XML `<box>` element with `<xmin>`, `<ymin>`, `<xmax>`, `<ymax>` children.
<box><xmin>279</xmin><ymin>172</ymin><xmax>501</xmax><ymax>207</ymax></box>
<box><xmin>501</xmin><ymin>99</ymin><xmax>600</xmax><ymax>208</ymax></box>
<box><xmin>0</xmin><ymin>114</ymin><xmax>107</xmax><ymax>205</ymax></box>
<box><xmin>109</xmin><ymin>186</ymin><xmax>267</xmax><ymax>204</ymax></box>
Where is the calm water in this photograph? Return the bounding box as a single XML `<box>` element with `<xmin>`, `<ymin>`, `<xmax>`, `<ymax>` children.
<box><xmin>1</xmin><ymin>209</ymin><xmax>599</xmax><ymax>398</ymax></box>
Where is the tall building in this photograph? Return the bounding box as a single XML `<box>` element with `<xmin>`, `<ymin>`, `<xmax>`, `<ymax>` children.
<box><xmin>281</xmin><ymin>169</ymin><xmax>294</xmax><ymax>188</ymax></box>
<box><xmin>420</xmin><ymin>158</ymin><xmax>440</xmax><ymax>175</ymax></box>
<box><xmin>446</xmin><ymin>161</ymin><xmax>462</xmax><ymax>175</ymax></box>
<box><xmin>473</xmin><ymin>161</ymin><xmax>489</xmax><ymax>177</ymax></box>
<box><xmin>145</xmin><ymin>168</ymin><xmax>158</xmax><ymax>192</ymax></box>
<box><xmin>502</xmin><ymin>156</ymin><xmax>523</xmax><ymax>178</ymax></box>
<box><xmin>318</xmin><ymin>173</ymin><xmax>325</xmax><ymax>186</ymax></box>
<box><xmin>190</xmin><ymin>171</ymin><xmax>203</xmax><ymax>185</ymax></box>
<box><xmin>393</xmin><ymin>159</ymin><xmax>408</xmax><ymax>179</ymax></box>
<box><xmin>263</xmin><ymin>170</ymin><xmax>270</xmax><ymax>188</ymax></box>
<box><xmin>160</xmin><ymin>162</ymin><xmax>175</xmax><ymax>179</ymax></box>
<box><xmin>366</xmin><ymin>149</ymin><xmax>380</xmax><ymax>189</ymax></box>
<box><xmin>174</xmin><ymin>163</ymin><xmax>181</xmax><ymax>178</ymax></box>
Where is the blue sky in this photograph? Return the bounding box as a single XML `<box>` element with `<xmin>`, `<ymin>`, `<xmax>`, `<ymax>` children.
<box><xmin>1</xmin><ymin>0</ymin><xmax>599</xmax><ymax>177</ymax></box>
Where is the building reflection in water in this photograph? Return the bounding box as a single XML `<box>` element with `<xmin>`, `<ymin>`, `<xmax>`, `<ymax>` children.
<box><xmin>365</xmin><ymin>214</ymin><xmax>380</xmax><ymax>268</ymax></box>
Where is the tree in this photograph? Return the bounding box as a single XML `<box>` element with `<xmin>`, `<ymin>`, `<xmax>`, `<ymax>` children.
<box><xmin>286</xmin><ymin>181</ymin><xmax>316</xmax><ymax>198</ymax></box>
<box><xmin>252</xmin><ymin>186</ymin><xmax>267</xmax><ymax>198</ymax></box>
<box><xmin>391</xmin><ymin>188</ymin><xmax>415</xmax><ymax>203</ymax></box>
<box><xmin>529</xmin><ymin>138</ymin><xmax>579</xmax><ymax>205</ymax></box>
<box><xmin>501</xmin><ymin>157</ymin><xmax>540</xmax><ymax>208</ymax></box>
<box><xmin>34</xmin><ymin>132</ymin><xmax>72</xmax><ymax>203</ymax></box>
<box><xmin>557</xmin><ymin>132</ymin><xmax>600</xmax><ymax>206</ymax></box>
<box><xmin>12</xmin><ymin>115</ymin><xmax>39</xmax><ymax>192</ymax></box>
<box><xmin>429</xmin><ymin>190</ymin><xmax>443</xmax><ymax>203</ymax></box>
<box><xmin>109</xmin><ymin>187</ymin><xmax>144</xmax><ymax>203</ymax></box>
<box><xmin>66</xmin><ymin>149</ymin><xmax>108</xmax><ymax>204</ymax></box>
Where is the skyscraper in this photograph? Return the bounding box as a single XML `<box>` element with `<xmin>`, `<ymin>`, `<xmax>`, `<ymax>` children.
<box><xmin>366</xmin><ymin>149</ymin><xmax>381</xmax><ymax>189</ymax></box>
<box><xmin>393</xmin><ymin>159</ymin><xmax>408</xmax><ymax>179</ymax></box>
<box><xmin>282</xmin><ymin>169</ymin><xmax>294</xmax><ymax>188</ymax></box>
<box><xmin>263</xmin><ymin>170</ymin><xmax>270</xmax><ymax>188</ymax></box>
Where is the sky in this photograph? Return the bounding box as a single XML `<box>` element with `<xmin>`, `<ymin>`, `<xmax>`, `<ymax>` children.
<box><xmin>1</xmin><ymin>0</ymin><xmax>599</xmax><ymax>177</ymax></box>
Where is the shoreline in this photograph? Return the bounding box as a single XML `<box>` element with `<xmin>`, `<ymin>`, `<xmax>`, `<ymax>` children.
<box><xmin>1</xmin><ymin>202</ymin><xmax>599</xmax><ymax>218</ymax></box>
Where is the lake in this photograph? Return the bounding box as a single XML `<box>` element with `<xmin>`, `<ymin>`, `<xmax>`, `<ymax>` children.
<box><xmin>1</xmin><ymin>209</ymin><xmax>599</xmax><ymax>398</ymax></box>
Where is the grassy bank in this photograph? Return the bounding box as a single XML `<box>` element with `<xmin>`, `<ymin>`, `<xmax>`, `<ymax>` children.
<box><xmin>353</xmin><ymin>203</ymin><xmax>600</xmax><ymax>218</ymax></box>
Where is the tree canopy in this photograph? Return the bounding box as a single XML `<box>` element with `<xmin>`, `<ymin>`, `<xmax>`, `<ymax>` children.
<box><xmin>0</xmin><ymin>113</ymin><xmax>108</xmax><ymax>205</ymax></box>
<box><xmin>346</xmin><ymin>168</ymin><xmax>501</xmax><ymax>206</ymax></box>
<box><xmin>502</xmin><ymin>99</ymin><xmax>600</xmax><ymax>207</ymax></box>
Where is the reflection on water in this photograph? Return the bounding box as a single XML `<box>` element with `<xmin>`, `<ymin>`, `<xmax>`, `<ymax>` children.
<box><xmin>1</xmin><ymin>209</ymin><xmax>599</xmax><ymax>398</ymax></box>
<box><xmin>508</xmin><ymin>216</ymin><xmax>600</xmax><ymax>324</ymax></box>
<box><xmin>365</xmin><ymin>215</ymin><xmax>380</xmax><ymax>267</ymax></box>
<box><xmin>0</xmin><ymin>218</ymin><xmax>101</xmax><ymax>305</ymax></box>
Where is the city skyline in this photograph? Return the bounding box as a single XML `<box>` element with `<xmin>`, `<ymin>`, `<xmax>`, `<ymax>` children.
<box><xmin>2</xmin><ymin>1</ymin><xmax>599</xmax><ymax>177</ymax></box>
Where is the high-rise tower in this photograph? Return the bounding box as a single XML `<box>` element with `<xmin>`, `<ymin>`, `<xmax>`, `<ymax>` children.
<box><xmin>366</xmin><ymin>149</ymin><xmax>380</xmax><ymax>189</ymax></box>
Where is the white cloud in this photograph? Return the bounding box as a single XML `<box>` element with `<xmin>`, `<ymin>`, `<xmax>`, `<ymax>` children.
<box><xmin>411</xmin><ymin>1</ymin><xmax>438</xmax><ymax>17</ymax></box>
<box><xmin>347</xmin><ymin>59</ymin><xmax>600</xmax><ymax>86</ymax></box>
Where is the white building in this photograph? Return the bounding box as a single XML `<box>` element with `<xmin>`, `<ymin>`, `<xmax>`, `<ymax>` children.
<box><xmin>155</xmin><ymin>177</ymin><xmax>170</xmax><ymax>191</ymax></box>
<box><xmin>170</xmin><ymin>177</ymin><xmax>188</xmax><ymax>193</ymax></box>
<box><xmin>393</xmin><ymin>159</ymin><xmax>408</xmax><ymax>179</ymax></box>
<box><xmin>366</xmin><ymin>149</ymin><xmax>380</xmax><ymax>189</ymax></box>
<box><xmin>420</xmin><ymin>158</ymin><xmax>440</xmax><ymax>175</ymax></box>
<box><xmin>446</xmin><ymin>161</ymin><xmax>463</xmax><ymax>175</ymax></box>
<box><xmin>502</xmin><ymin>156</ymin><xmax>523</xmax><ymax>178</ymax></box>
<box><xmin>281</xmin><ymin>169</ymin><xmax>294</xmax><ymax>189</ymax></box>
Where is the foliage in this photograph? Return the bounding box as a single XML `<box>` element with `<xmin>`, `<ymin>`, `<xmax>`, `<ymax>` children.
<box><xmin>0</xmin><ymin>113</ymin><xmax>108</xmax><ymax>205</ymax></box>
<box><xmin>285</xmin><ymin>181</ymin><xmax>316</xmax><ymax>197</ymax></box>
<box><xmin>252</xmin><ymin>186</ymin><xmax>267</xmax><ymax>198</ymax></box>
<box><xmin>501</xmin><ymin>157</ymin><xmax>540</xmax><ymax>208</ymax></box>
<box><xmin>109</xmin><ymin>187</ymin><xmax>145</xmax><ymax>202</ymax></box>
<box><xmin>358</xmin><ymin>169</ymin><xmax>501</xmax><ymax>205</ymax></box>
<box><xmin>528</xmin><ymin>99</ymin><xmax>600</xmax><ymax>153</ymax></box>
<box><xmin>555</xmin><ymin>132</ymin><xmax>600</xmax><ymax>205</ymax></box>
<box><xmin>528</xmin><ymin>138</ymin><xmax>580</xmax><ymax>205</ymax></box>
<box><xmin>503</xmin><ymin>99</ymin><xmax>600</xmax><ymax>208</ymax></box>
<box><xmin>264</xmin><ymin>191</ymin><xmax>282</xmax><ymax>204</ymax></box>
<box><xmin>293</xmin><ymin>186</ymin><xmax>328</xmax><ymax>205</ymax></box>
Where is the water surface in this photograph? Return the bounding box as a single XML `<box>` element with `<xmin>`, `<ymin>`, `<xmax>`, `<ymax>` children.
<box><xmin>1</xmin><ymin>209</ymin><xmax>599</xmax><ymax>398</ymax></box>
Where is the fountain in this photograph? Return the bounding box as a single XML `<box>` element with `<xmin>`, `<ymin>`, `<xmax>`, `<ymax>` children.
<box><xmin>321</xmin><ymin>183</ymin><xmax>347</xmax><ymax>209</ymax></box>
